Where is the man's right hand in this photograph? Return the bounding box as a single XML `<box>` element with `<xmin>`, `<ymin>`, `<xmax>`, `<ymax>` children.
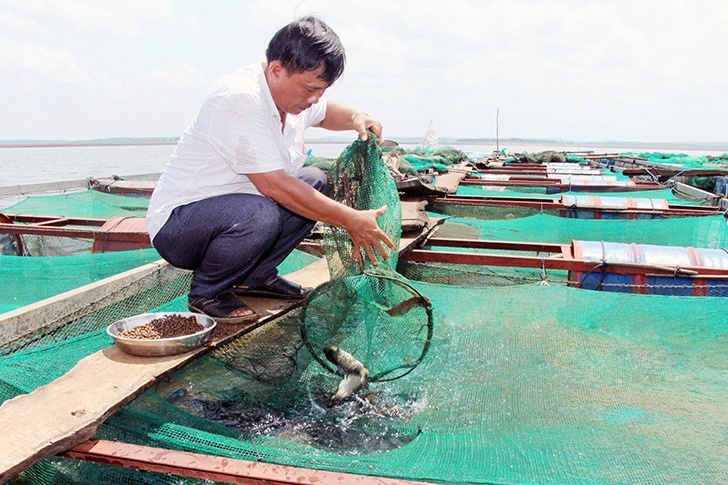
<box><xmin>345</xmin><ymin>205</ymin><xmax>395</xmax><ymax>265</ymax></box>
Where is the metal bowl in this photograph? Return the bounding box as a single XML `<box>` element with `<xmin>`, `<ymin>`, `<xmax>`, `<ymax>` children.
<box><xmin>107</xmin><ymin>312</ymin><xmax>216</xmax><ymax>357</ymax></box>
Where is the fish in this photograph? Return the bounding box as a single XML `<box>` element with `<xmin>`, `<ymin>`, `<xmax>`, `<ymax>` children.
<box><xmin>384</xmin><ymin>296</ymin><xmax>430</xmax><ymax>317</ymax></box>
<box><xmin>323</xmin><ymin>345</ymin><xmax>370</xmax><ymax>403</ymax></box>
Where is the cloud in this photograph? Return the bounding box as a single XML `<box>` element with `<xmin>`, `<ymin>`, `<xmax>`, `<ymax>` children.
<box><xmin>0</xmin><ymin>0</ymin><xmax>726</xmax><ymax>141</ymax></box>
<box><xmin>149</xmin><ymin>63</ymin><xmax>212</xmax><ymax>90</ymax></box>
<box><xmin>0</xmin><ymin>37</ymin><xmax>92</xmax><ymax>83</ymax></box>
<box><xmin>0</xmin><ymin>8</ymin><xmax>49</xmax><ymax>36</ymax></box>
<box><xmin>0</xmin><ymin>0</ymin><xmax>175</xmax><ymax>36</ymax></box>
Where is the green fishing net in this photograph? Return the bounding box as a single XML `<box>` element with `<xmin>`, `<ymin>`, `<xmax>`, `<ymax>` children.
<box><xmin>301</xmin><ymin>133</ymin><xmax>434</xmax><ymax>382</ymax></box>
<box><xmin>302</xmin><ymin>268</ymin><xmax>433</xmax><ymax>382</ymax></box>
<box><xmin>320</xmin><ymin>132</ymin><xmax>402</xmax><ymax>278</ymax></box>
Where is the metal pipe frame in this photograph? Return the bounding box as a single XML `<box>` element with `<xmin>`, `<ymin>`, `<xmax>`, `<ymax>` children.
<box><xmin>0</xmin><ymin>213</ymin><xmax>149</xmax><ymax>244</ymax></box>
<box><xmin>429</xmin><ymin>195</ymin><xmax>724</xmax><ymax>218</ymax></box>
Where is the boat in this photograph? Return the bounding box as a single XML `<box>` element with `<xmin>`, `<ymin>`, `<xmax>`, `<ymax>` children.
<box><xmin>461</xmin><ymin>173</ymin><xmax>666</xmax><ymax>193</ymax></box>
<box><xmin>0</xmin><ymin>213</ymin><xmax>150</xmax><ymax>255</ymax></box>
<box><xmin>428</xmin><ymin>193</ymin><xmax>725</xmax><ymax>220</ymax></box>
<box><xmin>88</xmin><ymin>176</ymin><xmax>156</xmax><ymax>197</ymax></box>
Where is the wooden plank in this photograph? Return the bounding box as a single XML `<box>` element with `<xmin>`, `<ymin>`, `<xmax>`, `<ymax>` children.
<box><xmin>0</xmin><ymin>260</ymin><xmax>186</xmax><ymax>349</ymax></box>
<box><xmin>401</xmin><ymin>200</ymin><xmax>429</xmax><ymax>232</ymax></box>
<box><xmin>672</xmin><ymin>182</ymin><xmax>720</xmax><ymax>203</ymax></box>
<box><xmin>90</xmin><ymin>177</ymin><xmax>156</xmax><ymax>197</ymax></box>
<box><xmin>0</xmin><ymin>220</ymin><xmax>440</xmax><ymax>482</ymax></box>
<box><xmin>0</xmin><ymin>179</ymin><xmax>89</xmax><ymax>197</ymax></box>
<box><xmin>622</xmin><ymin>167</ymin><xmax>728</xmax><ymax>177</ymax></box>
<box><xmin>0</xmin><ymin>173</ymin><xmax>161</xmax><ymax>198</ymax></box>
<box><xmin>430</xmin><ymin>195</ymin><xmax>722</xmax><ymax>217</ymax></box>
<box><xmin>433</xmin><ymin>163</ymin><xmax>470</xmax><ymax>193</ymax></box>
<box><xmin>62</xmin><ymin>439</ymin><xmax>431</xmax><ymax>485</ymax></box>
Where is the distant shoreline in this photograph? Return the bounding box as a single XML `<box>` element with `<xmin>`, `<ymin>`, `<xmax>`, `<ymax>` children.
<box><xmin>0</xmin><ymin>139</ymin><xmax>179</xmax><ymax>149</ymax></box>
<box><xmin>1</xmin><ymin>137</ymin><xmax>727</xmax><ymax>152</ymax></box>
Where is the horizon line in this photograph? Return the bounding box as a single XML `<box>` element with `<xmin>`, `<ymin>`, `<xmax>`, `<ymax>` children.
<box><xmin>1</xmin><ymin>136</ymin><xmax>728</xmax><ymax>151</ymax></box>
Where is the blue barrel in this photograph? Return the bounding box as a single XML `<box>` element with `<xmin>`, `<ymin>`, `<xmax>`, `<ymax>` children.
<box><xmin>571</xmin><ymin>240</ymin><xmax>728</xmax><ymax>296</ymax></box>
<box><xmin>561</xmin><ymin>196</ymin><xmax>669</xmax><ymax>220</ymax></box>
<box><xmin>714</xmin><ymin>176</ymin><xmax>728</xmax><ymax>197</ymax></box>
<box><xmin>0</xmin><ymin>233</ymin><xmax>20</xmax><ymax>255</ymax></box>
<box><xmin>546</xmin><ymin>176</ymin><xmax>637</xmax><ymax>194</ymax></box>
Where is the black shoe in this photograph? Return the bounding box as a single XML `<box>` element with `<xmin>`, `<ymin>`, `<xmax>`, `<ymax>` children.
<box><xmin>234</xmin><ymin>276</ymin><xmax>311</xmax><ymax>300</ymax></box>
<box><xmin>188</xmin><ymin>291</ymin><xmax>260</xmax><ymax>324</ymax></box>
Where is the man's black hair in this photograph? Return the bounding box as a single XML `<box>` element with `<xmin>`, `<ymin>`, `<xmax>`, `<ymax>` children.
<box><xmin>266</xmin><ymin>16</ymin><xmax>345</xmax><ymax>85</ymax></box>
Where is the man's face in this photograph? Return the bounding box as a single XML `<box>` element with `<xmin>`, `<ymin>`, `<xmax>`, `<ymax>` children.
<box><xmin>269</xmin><ymin>61</ymin><xmax>330</xmax><ymax>115</ymax></box>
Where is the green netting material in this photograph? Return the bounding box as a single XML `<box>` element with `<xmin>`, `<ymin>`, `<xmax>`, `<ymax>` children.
<box><xmin>305</xmin><ymin>145</ymin><xmax>468</xmax><ymax>178</ymax></box>
<box><xmin>1</xmin><ymin>190</ymin><xmax>149</xmax><ymax>219</ymax></box>
<box><xmin>0</xmin><ymin>249</ymin><xmax>161</xmax><ymax>314</ymax></box>
<box><xmin>435</xmin><ymin>212</ymin><xmax>728</xmax><ymax>248</ymax></box>
<box><xmin>9</xmin><ymin>283</ymin><xmax>727</xmax><ymax>484</ymax></box>
<box><xmin>301</xmin><ymin>269</ymin><xmax>433</xmax><ymax>382</ymax></box>
<box><xmin>625</xmin><ymin>151</ymin><xmax>728</xmax><ymax>169</ymax></box>
<box><xmin>320</xmin><ymin>133</ymin><xmax>402</xmax><ymax>278</ymax></box>
<box><xmin>402</xmin><ymin>213</ymin><xmax>728</xmax><ymax>295</ymax></box>
<box><xmin>454</xmin><ymin>185</ymin><xmax>708</xmax><ymax>205</ymax></box>
<box><xmin>396</xmin><ymin>146</ymin><xmax>468</xmax><ymax>174</ymax></box>
<box><xmin>4</xmin><ymin>148</ymin><xmax>728</xmax><ymax>484</ymax></box>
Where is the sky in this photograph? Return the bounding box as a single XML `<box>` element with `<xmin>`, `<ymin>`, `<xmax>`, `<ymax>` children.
<box><xmin>0</xmin><ymin>0</ymin><xmax>727</xmax><ymax>144</ymax></box>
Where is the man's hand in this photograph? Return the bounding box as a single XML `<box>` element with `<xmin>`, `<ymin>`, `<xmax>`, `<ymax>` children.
<box><xmin>345</xmin><ymin>205</ymin><xmax>395</xmax><ymax>265</ymax></box>
<box><xmin>351</xmin><ymin>112</ymin><xmax>383</xmax><ymax>144</ymax></box>
<box><xmin>248</xmin><ymin>172</ymin><xmax>394</xmax><ymax>266</ymax></box>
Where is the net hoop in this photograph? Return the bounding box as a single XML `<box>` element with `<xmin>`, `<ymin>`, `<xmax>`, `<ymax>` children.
<box><xmin>300</xmin><ymin>269</ymin><xmax>433</xmax><ymax>382</ymax></box>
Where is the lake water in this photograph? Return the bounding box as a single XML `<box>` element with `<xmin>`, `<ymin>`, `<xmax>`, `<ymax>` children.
<box><xmin>1</xmin><ymin>141</ymin><xmax>725</xmax><ymax>188</ymax></box>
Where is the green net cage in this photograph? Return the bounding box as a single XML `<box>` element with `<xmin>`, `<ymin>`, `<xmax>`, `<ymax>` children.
<box><xmin>2</xmin><ymin>148</ymin><xmax>727</xmax><ymax>484</ymax></box>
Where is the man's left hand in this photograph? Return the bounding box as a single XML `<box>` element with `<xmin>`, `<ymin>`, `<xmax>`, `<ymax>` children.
<box><xmin>351</xmin><ymin>112</ymin><xmax>383</xmax><ymax>144</ymax></box>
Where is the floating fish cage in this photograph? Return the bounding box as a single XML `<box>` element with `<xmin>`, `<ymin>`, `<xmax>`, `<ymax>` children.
<box><xmin>0</xmin><ymin>214</ymin><xmax>151</xmax><ymax>255</ymax></box>
<box><xmin>561</xmin><ymin>195</ymin><xmax>670</xmax><ymax>220</ymax></box>
<box><xmin>428</xmin><ymin>193</ymin><xmax>723</xmax><ymax>221</ymax></box>
<box><xmin>2</xmin><ymin>149</ymin><xmax>728</xmax><ymax>484</ymax></box>
<box><xmin>571</xmin><ymin>240</ymin><xmax>728</xmax><ymax>296</ymax></box>
<box><xmin>461</xmin><ymin>173</ymin><xmax>666</xmax><ymax>194</ymax></box>
<box><xmin>6</xmin><ymin>240</ymin><xmax>728</xmax><ymax>485</ymax></box>
<box><xmin>402</xmin><ymin>235</ymin><xmax>728</xmax><ymax>297</ymax></box>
